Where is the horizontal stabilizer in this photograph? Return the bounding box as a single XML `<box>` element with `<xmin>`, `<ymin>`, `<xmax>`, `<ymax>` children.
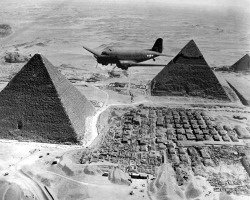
<box><xmin>129</xmin><ymin>63</ymin><xmax>166</xmax><ymax>67</ymax></box>
<box><xmin>160</xmin><ymin>53</ymin><xmax>173</xmax><ymax>57</ymax></box>
<box><xmin>150</xmin><ymin>51</ymin><xmax>173</xmax><ymax>57</ymax></box>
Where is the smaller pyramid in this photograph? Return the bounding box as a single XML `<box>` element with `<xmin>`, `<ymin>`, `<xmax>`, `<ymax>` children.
<box><xmin>0</xmin><ymin>54</ymin><xmax>95</xmax><ymax>143</ymax></box>
<box><xmin>151</xmin><ymin>40</ymin><xmax>229</xmax><ymax>100</ymax></box>
<box><xmin>231</xmin><ymin>54</ymin><xmax>250</xmax><ymax>72</ymax></box>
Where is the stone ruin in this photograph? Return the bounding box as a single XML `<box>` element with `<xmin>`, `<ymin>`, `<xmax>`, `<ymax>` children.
<box><xmin>151</xmin><ymin>40</ymin><xmax>229</xmax><ymax>100</ymax></box>
<box><xmin>0</xmin><ymin>54</ymin><xmax>95</xmax><ymax>143</ymax></box>
<box><xmin>230</xmin><ymin>54</ymin><xmax>250</xmax><ymax>72</ymax></box>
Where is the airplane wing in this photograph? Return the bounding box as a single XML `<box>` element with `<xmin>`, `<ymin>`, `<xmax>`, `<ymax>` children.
<box><xmin>119</xmin><ymin>60</ymin><xmax>166</xmax><ymax>67</ymax></box>
<box><xmin>82</xmin><ymin>45</ymin><xmax>102</xmax><ymax>57</ymax></box>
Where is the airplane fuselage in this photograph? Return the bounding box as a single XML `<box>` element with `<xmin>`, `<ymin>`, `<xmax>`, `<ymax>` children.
<box><xmin>99</xmin><ymin>47</ymin><xmax>159</xmax><ymax>65</ymax></box>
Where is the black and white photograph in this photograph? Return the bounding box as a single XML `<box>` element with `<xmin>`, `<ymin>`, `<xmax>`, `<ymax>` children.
<box><xmin>0</xmin><ymin>0</ymin><xmax>250</xmax><ymax>199</ymax></box>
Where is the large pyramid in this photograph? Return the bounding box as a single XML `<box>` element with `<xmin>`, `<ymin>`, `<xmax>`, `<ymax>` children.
<box><xmin>231</xmin><ymin>54</ymin><xmax>250</xmax><ymax>72</ymax></box>
<box><xmin>0</xmin><ymin>54</ymin><xmax>95</xmax><ymax>143</ymax></box>
<box><xmin>151</xmin><ymin>40</ymin><xmax>229</xmax><ymax>100</ymax></box>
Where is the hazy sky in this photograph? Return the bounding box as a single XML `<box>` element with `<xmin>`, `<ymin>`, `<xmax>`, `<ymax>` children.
<box><xmin>157</xmin><ymin>0</ymin><xmax>250</xmax><ymax>6</ymax></box>
<box><xmin>124</xmin><ymin>0</ymin><xmax>250</xmax><ymax>6</ymax></box>
<box><xmin>107</xmin><ymin>0</ymin><xmax>250</xmax><ymax>11</ymax></box>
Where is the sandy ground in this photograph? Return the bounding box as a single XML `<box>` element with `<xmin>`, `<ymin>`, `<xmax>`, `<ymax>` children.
<box><xmin>0</xmin><ymin>100</ymin><xmax>250</xmax><ymax>200</ymax></box>
<box><xmin>0</xmin><ymin>140</ymin><xmax>150</xmax><ymax>200</ymax></box>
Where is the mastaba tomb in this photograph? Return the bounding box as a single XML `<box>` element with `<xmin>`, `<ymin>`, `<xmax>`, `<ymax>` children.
<box><xmin>0</xmin><ymin>54</ymin><xmax>95</xmax><ymax>143</ymax></box>
<box><xmin>151</xmin><ymin>40</ymin><xmax>229</xmax><ymax>100</ymax></box>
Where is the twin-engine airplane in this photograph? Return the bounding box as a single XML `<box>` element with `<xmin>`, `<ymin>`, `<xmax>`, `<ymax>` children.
<box><xmin>82</xmin><ymin>38</ymin><xmax>171</xmax><ymax>70</ymax></box>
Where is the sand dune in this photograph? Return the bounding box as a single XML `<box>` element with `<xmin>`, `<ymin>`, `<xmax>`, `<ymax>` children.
<box><xmin>150</xmin><ymin>164</ymin><xmax>185</xmax><ymax>200</ymax></box>
<box><xmin>185</xmin><ymin>181</ymin><xmax>202</xmax><ymax>199</ymax></box>
<box><xmin>108</xmin><ymin>167</ymin><xmax>130</xmax><ymax>185</ymax></box>
<box><xmin>83</xmin><ymin>165</ymin><xmax>102</xmax><ymax>175</ymax></box>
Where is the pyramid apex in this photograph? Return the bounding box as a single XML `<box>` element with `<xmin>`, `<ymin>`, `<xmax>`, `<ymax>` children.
<box><xmin>29</xmin><ymin>53</ymin><xmax>48</xmax><ymax>60</ymax></box>
<box><xmin>188</xmin><ymin>39</ymin><xmax>195</xmax><ymax>43</ymax></box>
<box><xmin>27</xmin><ymin>53</ymin><xmax>43</xmax><ymax>62</ymax></box>
<box><xmin>177</xmin><ymin>39</ymin><xmax>203</xmax><ymax>58</ymax></box>
<box><xmin>24</xmin><ymin>54</ymin><xmax>55</xmax><ymax>71</ymax></box>
<box><xmin>237</xmin><ymin>54</ymin><xmax>250</xmax><ymax>61</ymax></box>
<box><xmin>31</xmin><ymin>53</ymin><xmax>42</xmax><ymax>58</ymax></box>
<box><xmin>172</xmin><ymin>40</ymin><xmax>206</xmax><ymax>65</ymax></box>
<box><xmin>243</xmin><ymin>54</ymin><xmax>250</xmax><ymax>59</ymax></box>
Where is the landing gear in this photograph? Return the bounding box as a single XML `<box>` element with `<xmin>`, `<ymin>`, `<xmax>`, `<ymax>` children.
<box><xmin>122</xmin><ymin>66</ymin><xmax>128</xmax><ymax>70</ymax></box>
<box><xmin>153</xmin><ymin>58</ymin><xmax>155</xmax><ymax>61</ymax></box>
<box><xmin>116</xmin><ymin>62</ymin><xmax>128</xmax><ymax>71</ymax></box>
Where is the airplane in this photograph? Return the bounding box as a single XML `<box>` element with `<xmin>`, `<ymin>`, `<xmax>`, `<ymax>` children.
<box><xmin>82</xmin><ymin>38</ymin><xmax>171</xmax><ymax>70</ymax></box>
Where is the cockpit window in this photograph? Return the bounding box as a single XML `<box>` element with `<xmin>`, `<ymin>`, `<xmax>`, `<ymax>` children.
<box><xmin>101</xmin><ymin>52</ymin><xmax>109</xmax><ymax>56</ymax></box>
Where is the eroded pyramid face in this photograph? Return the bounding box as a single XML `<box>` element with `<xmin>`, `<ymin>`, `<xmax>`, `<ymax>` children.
<box><xmin>0</xmin><ymin>54</ymin><xmax>95</xmax><ymax>143</ymax></box>
<box><xmin>151</xmin><ymin>40</ymin><xmax>229</xmax><ymax>101</ymax></box>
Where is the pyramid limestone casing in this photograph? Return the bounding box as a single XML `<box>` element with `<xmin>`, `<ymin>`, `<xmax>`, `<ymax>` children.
<box><xmin>231</xmin><ymin>54</ymin><xmax>250</xmax><ymax>72</ymax></box>
<box><xmin>0</xmin><ymin>54</ymin><xmax>95</xmax><ymax>143</ymax></box>
<box><xmin>151</xmin><ymin>40</ymin><xmax>229</xmax><ymax>100</ymax></box>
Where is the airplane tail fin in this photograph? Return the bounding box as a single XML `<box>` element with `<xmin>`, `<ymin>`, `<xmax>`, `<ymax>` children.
<box><xmin>151</xmin><ymin>38</ymin><xmax>163</xmax><ymax>53</ymax></box>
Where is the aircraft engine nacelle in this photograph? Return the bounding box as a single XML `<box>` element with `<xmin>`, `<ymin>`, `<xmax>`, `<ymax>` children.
<box><xmin>101</xmin><ymin>63</ymin><xmax>109</xmax><ymax>66</ymax></box>
<box><xmin>96</xmin><ymin>57</ymin><xmax>109</xmax><ymax>66</ymax></box>
<box><xmin>116</xmin><ymin>62</ymin><xmax>128</xmax><ymax>70</ymax></box>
